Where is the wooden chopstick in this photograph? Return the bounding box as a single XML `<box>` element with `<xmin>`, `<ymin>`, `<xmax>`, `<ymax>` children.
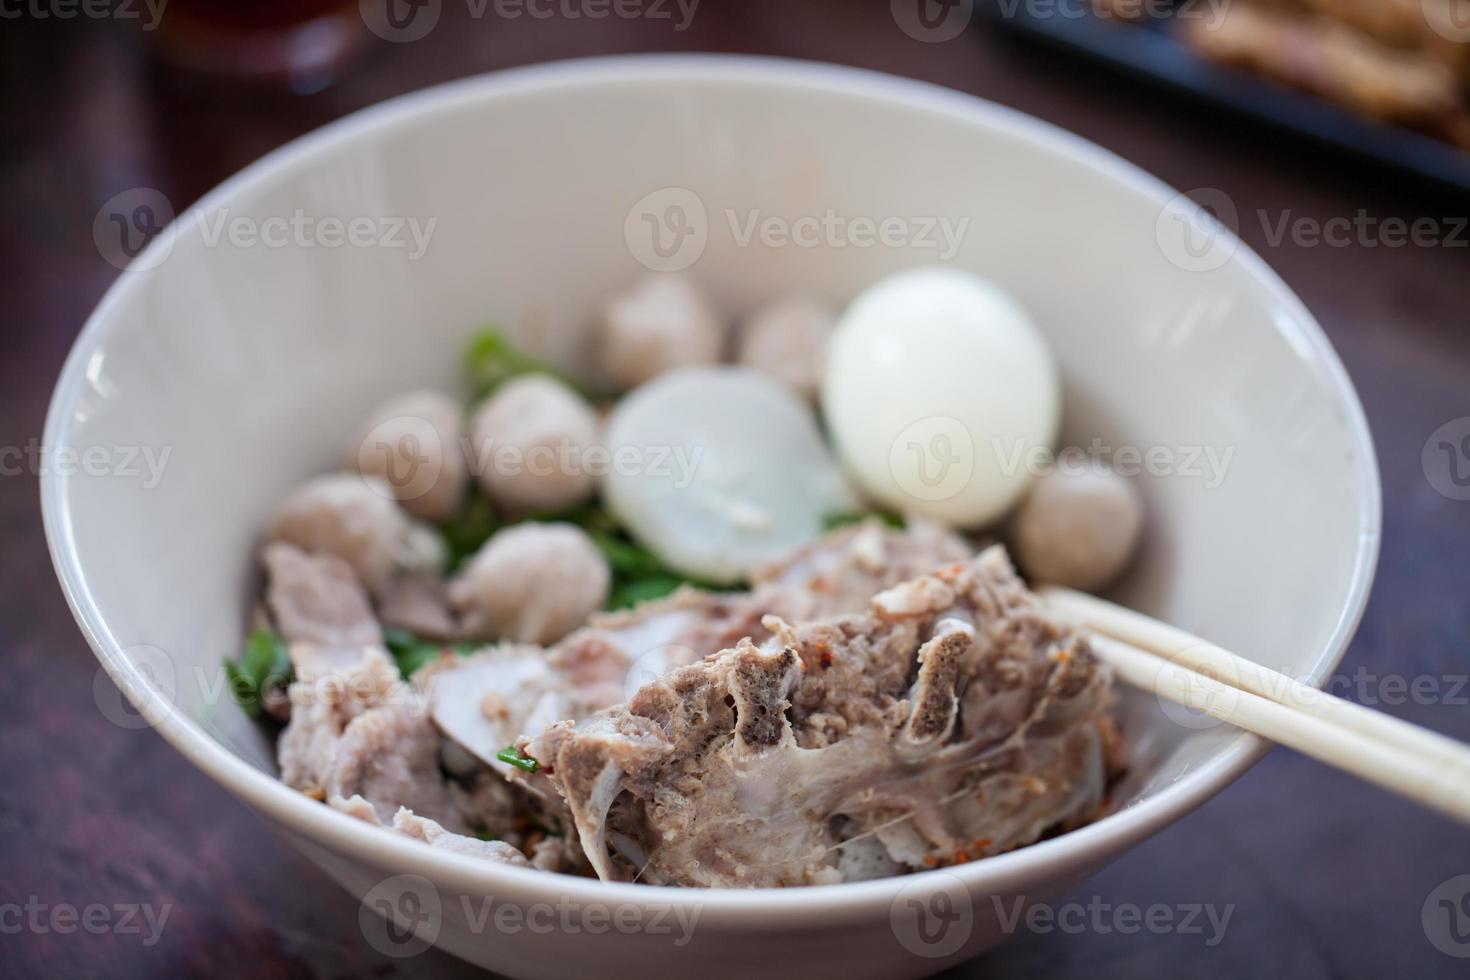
<box><xmin>1041</xmin><ymin>586</ymin><xmax>1470</xmax><ymax>826</ymax></box>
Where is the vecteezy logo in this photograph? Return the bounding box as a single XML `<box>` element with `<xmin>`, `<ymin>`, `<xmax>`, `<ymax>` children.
<box><xmin>359</xmin><ymin>874</ymin><xmax>441</xmax><ymax>958</ymax></box>
<box><xmin>624</xmin><ymin>644</ymin><xmax>696</xmax><ymax>700</ymax></box>
<box><xmin>1154</xmin><ymin>187</ymin><xmax>1239</xmax><ymax>273</ymax></box>
<box><xmin>359</xmin><ymin>0</ymin><xmax>442</xmax><ymax>42</ymax></box>
<box><xmin>624</xmin><ymin>187</ymin><xmax>708</xmax><ymax>272</ymax></box>
<box><xmin>1423</xmin><ymin>417</ymin><xmax>1470</xmax><ymax>501</ymax></box>
<box><xmin>93</xmin><ymin>188</ymin><xmax>176</xmax><ymax>272</ymax></box>
<box><xmin>377</xmin><ymin>433</ymin><xmax>429</xmax><ymax>486</ymax></box>
<box><xmin>93</xmin><ymin>645</ymin><xmax>178</xmax><ymax>731</ymax></box>
<box><xmin>1424</xmin><ymin>0</ymin><xmax>1470</xmax><ymax>43</ymax></box>
<box><xmin>1156</xmin><ymin>645</ymin><xmax>1239</xmax><ymax>731</ymax></box>
<box><xmin>1423</xmin><ymin>874</ymin><xmax>1470</xmax><ymax>957</ymax></box>
<box><xmin>356</xmin><ymin>414</ymin><xmax>444</xmax><ymax>502</ymax></box>
<box><xmin>890</xmin><ymin>869</ymin><xmax>973</xmax><ymax>958</ymax></box>
<box><xmin>891</xmin><ymin>0</ymin><xmax>974</xmax><ymax>42</ymax></box>
<box><xmin>889</xmin><ymin>416</ymin><xmax>974</xmax><ymax>503</ymax></box>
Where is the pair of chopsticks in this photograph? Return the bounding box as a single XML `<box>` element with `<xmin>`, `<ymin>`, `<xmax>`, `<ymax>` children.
<box><xmin>1041</xmin><ymin>587</ymin><xmax>1470</xmax><ymax>826</ymax></box>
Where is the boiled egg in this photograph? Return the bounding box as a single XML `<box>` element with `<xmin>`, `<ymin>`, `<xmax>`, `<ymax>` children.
<box><xmin>821</xmin><ymin>267</ymin><xmax>1059</xmax><ymax>528</ymax></box>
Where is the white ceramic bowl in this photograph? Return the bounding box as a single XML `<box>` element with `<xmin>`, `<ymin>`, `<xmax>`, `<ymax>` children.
<box><xmin>43</xmin><ymin>56</ymin><xmax>1379</xmax><ymax>979</ymax></box>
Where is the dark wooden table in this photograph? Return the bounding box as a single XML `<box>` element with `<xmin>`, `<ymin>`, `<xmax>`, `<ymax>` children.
<box><xmin>4</xmin><ymin>2</ymin><xmax>1469</xmax><ymax>977</ymax></box>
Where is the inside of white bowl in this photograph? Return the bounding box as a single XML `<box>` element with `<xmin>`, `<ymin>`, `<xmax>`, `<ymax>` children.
<box><xmin>48</xmin><ymin>62</ymin><xmax>1376</xmax><ymax>831</ymax></box>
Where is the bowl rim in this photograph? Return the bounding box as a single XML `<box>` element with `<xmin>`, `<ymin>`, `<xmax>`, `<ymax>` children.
<box><xmin>42</xmin><ymin>53</ymin><xmax>1381</xmax><ymax>925</ymax></box>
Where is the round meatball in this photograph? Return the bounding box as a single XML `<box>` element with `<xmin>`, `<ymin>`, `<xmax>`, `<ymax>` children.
<box><xmin>602</xmin><ymin>273</ymin><xmax>725</xmax><ymax>389</ymax></box>
<box><xmin>267</xmin><ymin>473</ymin><xmax>410</xmax><ymax>593</ymax></box>
<box><xmin>470</xmin><ymin>375</ymin><xmax>599</xmax><ymax>514</ymax></box>
<box><xmin>350</xmin><ymin>391</ymin><xmax>468</xmax><ymax>522</ymax></box>
<box><xmin>1012</xmin><ymin>464</ymin><xmax>1144</xmax><ymax>591</ymax></box>
<box><xmin>736</xmin><ymin>295</ymin><xmax>836</xmax><ymax>401</ymax></box>
<box><xmin>448</xmin><ymin>523</ymin><xmax>610</xmax><ymax>644</ymax></box>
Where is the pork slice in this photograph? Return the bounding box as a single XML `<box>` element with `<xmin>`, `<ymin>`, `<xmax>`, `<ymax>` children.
<box><xmin>276</xmin><ymin>642</ymin><xmax>461</xmax><ymax>829</ymax></box>
<box><xmin>426</xmin><ymin>521</ymin><xmax>975</xmax><ymax>771</ymax></box>
<box><xmin>324</xmin><ymin>701</ymin><xmax>460</xmax><ymax>829</ymax></box>
<box><xmin>423</xmin><ymin>645</ymin><xmax>575</xmax><ymax>777</ymax></box>
<box><xmin>332</xmin><ymin>794</ymin><xmax>531</xmax><ymax>867</ymax></box>
<box><xmin>276</xmin><ymin>645</ymin><xmax>400</xmax><ymax>792</ymax></box>
<box><xmin>750</xmin><ymin>517</ymin><xmax>973</xmax><ymax>622</ymax></box>
<box><xmin>263</xmin><ymin>542</ymin><xmax>383</xmax><ymax>648</ymax></box>
<box><xmin>533</xmin><ymin>519</ymin><xmax>972</xmax><ymax>719</ymax></box>
<box><xmin>378</xmin><ymin>572</ymin><xmax>459</xmax><ymax>640</ymax></box>
<box><xmin>557</xmin><ymin>587</ymin><xmax>769</xmax><ymax>708</ymax></box>
<box><xmin>391</xmin><ymin>808</ymin><xmax>530</xmax><ymax>865</ymax></box>
<box><xmin>550</xmin><ymin>518</ymin><xmax>972</xmax><ymax>710</ymax></box>
<box><xmin>530</xmin><ymin>545</ymin><xmax>1114</xmax><ymax>887</ymax></box>
<box><xmin>426</xmin><ymin>590</ymin><xmax>764</xmax><ymax>774</ymax></box>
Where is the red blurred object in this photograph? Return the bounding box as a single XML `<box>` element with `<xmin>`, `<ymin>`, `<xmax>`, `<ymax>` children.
<box><xmin>152</xmin><ymin>0</ymin><xmax>369</xmax><ymax>91</ymax></box>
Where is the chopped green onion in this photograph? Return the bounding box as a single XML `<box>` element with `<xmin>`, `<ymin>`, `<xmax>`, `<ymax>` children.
<box><xmin>497</xmin><ymin>745</ymin><xmax>540</xmax><ymax>773</ymax></box>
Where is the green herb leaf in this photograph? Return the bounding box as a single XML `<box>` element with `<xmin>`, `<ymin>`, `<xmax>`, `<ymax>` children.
<box><xmin>606</xmin><ymin>573</ymin><xmax>688</xmax><ymax>611</ymax></box>
<box><xmin>384</xmin><ymin>627</ymin><xmax>474</xmax><ymax>678</ymax></box>
<box><xmin>822</xmin><ymin>510</ymin><xmax>905</xmax><ymax>532</ymax></box>
<box><xmin>496</xmin><ymin>745</ymin><xmax>540</xmax><ymax>773</ymax></box>
<box><xmin>587</xmin><ymin>529</ymin><xmax>667</xmax><ymax>578</ymax></box>
<box><xmin>436</xmin><ymin>489</ymin><xmax>498</xmax><ymax>572</ymax></box>
<box><xmin>224</xmin><ymin>661</ymin><xmax>260</xmax><ymax>719</ymax></box>
<box><xmin>465</xmin><ymin>327</ymin><xmax>596</xmax><ymax>402</ymax></box>
<box><xmin>226</xmin><ymin>629</ymin><xmax>292</xmax><ymax>718</ymax></box>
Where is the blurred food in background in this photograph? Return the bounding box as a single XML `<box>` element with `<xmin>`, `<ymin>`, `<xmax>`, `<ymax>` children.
<box><xmin>985</xmin><ymin>0</ymin><xmax>1470</xmax><ymax>190</ymax></box>
<box><xmin>1181</xmin><ymin>0</ymin><xmax>1470</xmax><ymax>150</ymax></box>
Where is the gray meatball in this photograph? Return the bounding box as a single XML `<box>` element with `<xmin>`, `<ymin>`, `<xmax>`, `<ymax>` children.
<box><xmin>448</xmin><ymin>523</ymin><xmax>610</xmax><ymax>644</ymax></box>
<box><xmin>1012</xmin><ymin>464</ymin><xmax>1144</xmax><ymax>591</ymax></box>
<box><xmin>736</xmin><ymin>295</ymin><xmax>836</xmax><ymax>401</ymax></box>
<box><xmin>351</xmin><ymin>391</ymin><xmax>468</xmax><ymax>522</ymax></box>
<box><xmin>602</xmin><ymin>273</ymin><xmax>725</xmax><ymax>388</ymax></box>
<box><xmin>469</xmin><ymin>375</ymin><xmax>599</xmax><ymax>514</ymax></box>
<box><xmin>267</xmin><ymin>473</ymin><xmax>411</xmax><ymax>593</ymax></box>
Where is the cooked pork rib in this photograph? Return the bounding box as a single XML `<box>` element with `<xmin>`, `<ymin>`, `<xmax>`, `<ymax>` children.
<box><xmin>427</xmin><ymin>519</ymin><xmax>975</xmax><ymax>767</ymax></box>
<box><xmin>271</xmin><ymin>520</ymin><xmax>1115</xmax><ymax>880</ymax></box>
<box><xmin>525</xmin><ymin>546</ymin><xmax>1113</xmax><ymax>887</ymax></box>
<box><xmin>749</xmin><ymin>517</ymin><xmax>974</xmax><ymax>620</ymax></box>
<box><xmin>417</xmin><ymin>519</ymin><xmax>982</xmax><ymax>872</ymax></box>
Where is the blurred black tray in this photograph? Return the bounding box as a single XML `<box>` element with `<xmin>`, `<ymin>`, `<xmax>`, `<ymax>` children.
<box><xmin>978</xmin><ymin>1</ymin><xmax>1470</xmax><ymax>194</ymax></box>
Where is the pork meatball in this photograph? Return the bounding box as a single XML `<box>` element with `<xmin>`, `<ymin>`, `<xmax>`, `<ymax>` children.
<box><xmin>350</xmin><ymin>391</ymin><xmax>468</xmax><ymax>522</ymax></box>
<box><xmin>448</xmin><ymin>523</ymin><xmax>610</xmax><ymax>644</ymax></box>
<box><xmin>736</xmin><ymin>295</ymin><xmax>836</xmax><ymax>401</ymax></box>
<box><xmin>469</xmin><ymin>375</ymin><xmax>599</xmax><ymax>514</ymax></box>
<box><xmin>1011</xmin><ymin>463</ymin><xmax>1143</xmax><ymax>591</ymax></box>
<box><xmin>267</xmin><ymin>473</ymin><xmax>411</xmax><ymax>593</ymax></box>
<box><xmin>602</xmin><ymin>273</ymin><xmax>725</xmax><ymax>388</ymax></box>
